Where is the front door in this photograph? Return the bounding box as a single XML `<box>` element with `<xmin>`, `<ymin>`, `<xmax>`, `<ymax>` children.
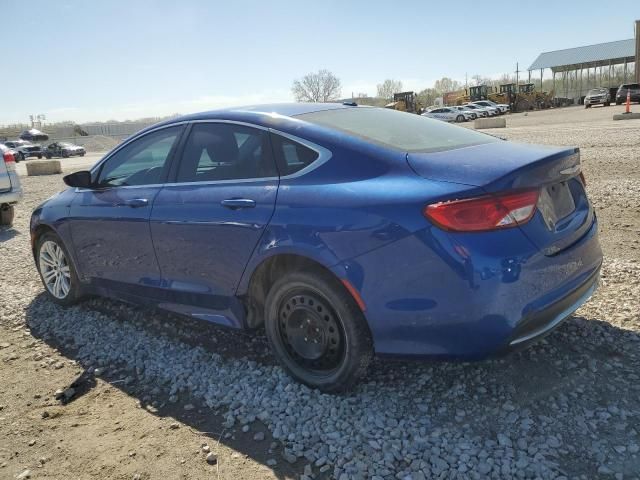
<box><xmin>150</xmin><ymin>122</ymin><xmax>278</xmax><ymax>319</ymax></box>
<box><xmin>69</xmin><ymin>125</ymin><xmax>184</xmax><ymax>290</ymax></box>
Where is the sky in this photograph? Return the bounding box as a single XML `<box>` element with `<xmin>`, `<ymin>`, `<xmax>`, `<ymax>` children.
<box><xmin>2</xmin><ymin>0</ymin><xmax>637</xmax><ymax>124</ymax></box>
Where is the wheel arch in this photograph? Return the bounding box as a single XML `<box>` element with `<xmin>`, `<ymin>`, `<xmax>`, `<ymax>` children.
<box><xmin>239</xmin><ymin>252</ymin><xmax>357</xmax><ymax>329</ymax></box>
<box><xmin>31</xmin><ymin>223</ymin><xmax>57</xmax><ymax>257</ymax></box>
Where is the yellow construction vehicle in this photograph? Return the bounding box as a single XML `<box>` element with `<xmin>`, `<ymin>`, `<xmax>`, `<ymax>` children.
<box><xmin>385</xmin><ymin>91</ymin><xmax>423</xmax><ymax>114</ymax></box>
<box><xmin>454</xmin><ymin>85</ymin><xmax>485</xmax><ymax>105</ymax></box>
<box><xmin>497</xmin><ymin>83</ymin><xmax>553</xmax><ymax>112</ymax></box>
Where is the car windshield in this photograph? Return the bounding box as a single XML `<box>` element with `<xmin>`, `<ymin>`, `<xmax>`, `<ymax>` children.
<box><xmin>59</xmin><ymin>142</ymin><xmax>73</xmax><ymax>147</ymax></box>
<box><xmin>297</xmin><ymin>107</ymin><xmax>498</xmax><ymax>153</ymax></box>
<box><xmin>588</xmin><ymin>89</ymin><xmax>606</xmax><ymax>95</ymax></box>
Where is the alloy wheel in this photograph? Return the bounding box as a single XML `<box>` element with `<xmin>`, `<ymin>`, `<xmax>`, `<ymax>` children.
<box><xmin>39</xmin><ymin>240</ymin><xmax>71</xmax><ymax>299</ymax></box>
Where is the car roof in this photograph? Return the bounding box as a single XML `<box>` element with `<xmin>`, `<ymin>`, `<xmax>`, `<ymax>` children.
<box><xmin>145</xmin><ymin>103</ymin><xmax>356</xmax><ymax>136</ymax></box>
<box><xmin>171</xmin><ymin>103</ymin><xmax>351</xmax><ymax>123</ymax></box>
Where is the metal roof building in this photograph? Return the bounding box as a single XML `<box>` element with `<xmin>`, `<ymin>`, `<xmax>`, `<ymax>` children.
<box><xmin>528</xmin><ymin>39</ymin><xmax>635</xmax><ymax>72</ymax></box>
<box><xmin>526</xmin><ymin>21</ymin><xmax>639</xmax><ymax>101</ymax></box>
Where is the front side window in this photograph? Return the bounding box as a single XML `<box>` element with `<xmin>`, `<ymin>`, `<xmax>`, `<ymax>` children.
<box><xmin>176</xmin><ymin>123</ymin><xmax>276</xmax><ymax>182</ymax></box>
<box><xmin>96</xmin><ymin>125</ymin><xmax>182</xmax><ymax>187</ymax></box>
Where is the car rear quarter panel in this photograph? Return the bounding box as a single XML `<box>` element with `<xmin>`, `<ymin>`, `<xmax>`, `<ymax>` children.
<box><xmin>237</xmin><ymin>137</ymin><xmax>486</xmax><ymax>295</ymax></box>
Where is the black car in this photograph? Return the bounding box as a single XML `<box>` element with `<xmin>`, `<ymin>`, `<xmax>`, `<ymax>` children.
<box><xmin>44</xmin><ymin>142</ymin><xmax>86</xmax><ymax>159</ymax></box>
<box><xmin>3</xmin><ymin>140</ymin><xmax>43</xmax><ymax>161</ymax></box>
<box><xmin>615</xmin><ymin>83</ymin><xmax>640</xmax><ymax>105</ymax></box>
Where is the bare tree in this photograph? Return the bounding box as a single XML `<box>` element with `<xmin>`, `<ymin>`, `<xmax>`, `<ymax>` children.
<box><xmin>417</xmin><ymin>88</ymin><xmax>439</xmax><ymax>108</ymax></box>
<box><xmin>292</xmin><ymin>69</ymin><xmax>342</xmax><ymax>102</ymax></box>
<box><xmin>376</xmin><ymin>79</ymin><xmax>403</xmax><ymax>100</ymax></box>
<box><xmin>433</xmin><ymin>77</ymin><xmax>462</xmax><ymax>94</ymax></box>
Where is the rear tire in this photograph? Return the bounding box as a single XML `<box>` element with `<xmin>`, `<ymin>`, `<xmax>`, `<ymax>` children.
<box><xmin>264</xmin><ymin>270</ymin><xmax>373</xmax><ymax>392</ymax></box>
<box><xmin>0</xmin><ymin>204</ymin><xmax>15</xmax><ymax>227</ymax></box>
<box><xmin>36</xmin><ymin>232</ymin><xmax>83</xmax><ymax>306</ymax></box>
<box><xmin>17</xmin><ymin>152</ymin><xmax>24</xmax><ymax>161</ymax></box>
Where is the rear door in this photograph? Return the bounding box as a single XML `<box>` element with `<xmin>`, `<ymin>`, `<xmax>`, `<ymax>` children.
<box><xmin>150</xmin><ymin>121</ymin><xmax>278</xmax><ymax>311</ymax></box>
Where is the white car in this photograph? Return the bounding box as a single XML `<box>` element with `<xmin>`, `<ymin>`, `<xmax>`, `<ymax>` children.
<box><xmin>472</xmin><ymin>100</ymin><xmax>510</xmax><ymax>114</ymax></box>
<box><xmin>449</xmin><ymin>105</ymin><xmax>478</xmax><ymax>120</ymax></box>
<box><xmin>466</xmin><ymin>103</ymin><xmax>500</xmax><ymax>116</ymax></box>
<box><xmin>421</xmin><ymin>107</ymin><xmax>468</xmax><ymax>123</ymax></box>
<box><xmin>462</xmin><ymin>104</ymin><xmax>491</xmax><ymax>117</ymax></box>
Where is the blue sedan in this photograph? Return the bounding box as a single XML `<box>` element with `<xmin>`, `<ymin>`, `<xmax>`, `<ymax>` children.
<box><xmin>30</xmin><ymin>103</ymin><xmax>602</xmax><ymax>391</ymax></box>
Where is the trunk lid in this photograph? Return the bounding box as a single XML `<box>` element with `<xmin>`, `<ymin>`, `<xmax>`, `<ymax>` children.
<box><xmin>407</xmin><ymin>141</ymin><xmax>593</xmax><ymax>256</ymax></box>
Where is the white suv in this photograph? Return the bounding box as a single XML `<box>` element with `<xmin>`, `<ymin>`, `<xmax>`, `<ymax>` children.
<box><xmin>0</xmin><ymin>145</ymin><xmax>23</xmax><ymax>226</ymax></box>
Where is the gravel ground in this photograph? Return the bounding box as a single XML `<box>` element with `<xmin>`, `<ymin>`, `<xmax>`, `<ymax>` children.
<box><xmin>1</xmin><ymin>105</ymin><xmax>639</xmax><ymax>479</ymax></box>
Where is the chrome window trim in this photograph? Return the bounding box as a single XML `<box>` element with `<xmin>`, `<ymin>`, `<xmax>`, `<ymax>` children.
<box><xmin>161</xmin><ymin>121</ymin><xmax>331</xmax><ymax>187</ymax></box>
<box><xmin>80</xmin><ymin>119</ymin><xmax>332</xmax><ymax>191</ymax></box>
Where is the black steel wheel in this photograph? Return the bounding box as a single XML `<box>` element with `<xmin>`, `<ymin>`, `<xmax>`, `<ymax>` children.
<box><xmin>277</xmin><ymin>290</ymin><xmax>345</xmax><ymax>373</ymax></box>
<box><xmin>264</xmin><ymin>270</ymin><xmax>373</xmax><ymax>392</ymax></box>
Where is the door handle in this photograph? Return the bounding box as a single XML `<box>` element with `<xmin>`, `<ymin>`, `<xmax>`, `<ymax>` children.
<box><xmin>122</xmin><ymin>198</ymin><xmax>149</xmax><ymax>208</ymax></box>
<box><xmin>221</xmin><ymin>198</ymin><xmax>256</xmax><ymax>210</ymax></box>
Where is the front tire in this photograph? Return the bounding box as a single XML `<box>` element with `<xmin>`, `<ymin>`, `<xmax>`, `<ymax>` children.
<box><xmin>36</xmin><ymin>232</ymin><xmax>83</xmax><ymax>306</ymax></box>
<box><xmin>264</xmin><ymin>270</ymin><xmax>373</xmax><ymax>392</ymax></box>
<box><xmin>456</xmin><ymin>114</ymin><xmax>464</xmax><ymax>123</ymax></box>
<box><xmin>0</xmin><ymin>204</ymin><xmax>15</xmax><ymax>226</ymax></box>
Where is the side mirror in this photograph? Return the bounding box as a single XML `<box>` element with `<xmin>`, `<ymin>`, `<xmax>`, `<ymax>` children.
<box><xmin>63</xmin><ymin>170</ymin><xmax>93</xmax><ymax>188</ymax></box>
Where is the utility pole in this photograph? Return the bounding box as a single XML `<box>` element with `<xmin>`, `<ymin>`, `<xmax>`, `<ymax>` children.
<box><xmin>515</xmin><ymin>62</ymin><xmax>521</xmax><ymax>87</ymax></box>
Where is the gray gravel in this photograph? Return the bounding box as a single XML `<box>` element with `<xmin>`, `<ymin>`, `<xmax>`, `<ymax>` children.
<box><xmin>1</xmin><ymin>105</ymin><xmax>640</xmax><ymax>479</ymax></box>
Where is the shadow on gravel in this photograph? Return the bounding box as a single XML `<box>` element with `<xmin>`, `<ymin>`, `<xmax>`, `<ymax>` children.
<box><xmin>0</xmin><ymin>226</ymin><xmax>19</xmax><ymax>243</ymax></box>
<box><xmin>25</xmin><ymin>293</ymin><xmax>302</xmax><ymax>480</ymax></box>
<box><xmin>24</xmin><ymin>292</ymin><xmax>640</xmax><ymax>479</ymax></box>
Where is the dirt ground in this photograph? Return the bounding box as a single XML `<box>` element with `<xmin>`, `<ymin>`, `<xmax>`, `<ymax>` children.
<box><xmin>1</xmin><ymin>104</ymin><xmax>639</xmax><ymax>480</ymax></box>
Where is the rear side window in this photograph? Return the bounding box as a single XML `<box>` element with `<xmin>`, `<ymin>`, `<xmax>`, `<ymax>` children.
<box><xmin>298</xmin><ymin>107</ymin><xmax>497</xmax><ymax>153</ymax></box>
<box><xmin>270</xmin><ymin>134</ymin><xmax>319</xmax><ymax>175</ymax></box>
<box><xmin>176</xmin><ymin>123</ymin><xmax>277</xmax><ymax>182</ymax></box>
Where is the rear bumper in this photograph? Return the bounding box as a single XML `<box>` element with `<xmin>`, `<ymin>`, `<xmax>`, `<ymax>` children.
<box><xmin>341</xmin><ymin>215</ymin><xmax>602</xmax><ymax>359</ymax></box>
<box><xmin>501</xmin><ymin>264</ymin><xmax>599</xmax><ymax>351</ymax></box>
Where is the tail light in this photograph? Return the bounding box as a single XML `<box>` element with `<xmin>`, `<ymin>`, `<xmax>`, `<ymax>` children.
<box><xmin>3</xmin><ymin>150</ymin><xmax>15</xmax><ymax>171</ymax></box>
<box><xmin>424</xmin><ymin>189</ymin><xmax>539</xmax><ymax>232</ymax></box>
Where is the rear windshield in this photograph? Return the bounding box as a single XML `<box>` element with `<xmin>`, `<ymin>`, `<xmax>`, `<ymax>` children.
<box><xmin>297</xmin><ymin>107</ymin><xmax>498</xmax><ymax>152</ymax></box>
